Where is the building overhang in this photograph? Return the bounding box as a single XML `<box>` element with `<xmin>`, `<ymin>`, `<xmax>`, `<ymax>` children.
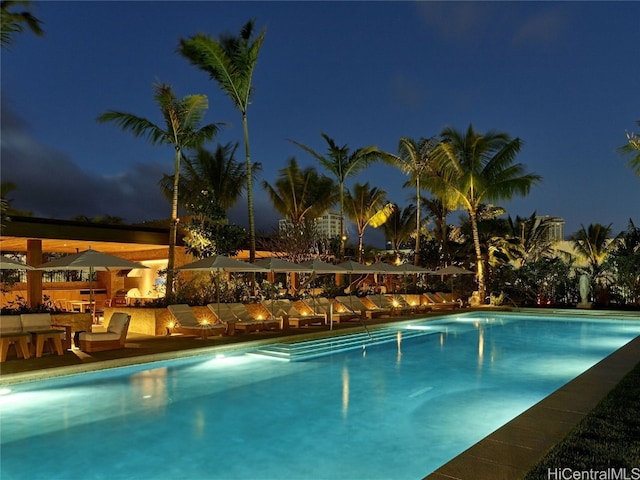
<box><xmin>0</xmin><ymin>216</ymin><xmax>179</xmax><ymax>257</ymax></box>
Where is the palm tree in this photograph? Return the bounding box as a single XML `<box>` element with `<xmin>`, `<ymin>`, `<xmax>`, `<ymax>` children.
<box><xmin>291</xmin><ymin>133</ymin><xmax>383</xmax><ymax>257</ymax></box>
<box><xmin>344</xmin><ymin>182</ymin><xmax>395</xmax><ymax>262</ymax></box>
<box><xmin>262</xmin><ymin>157</ymin><xmax>337</xmax><ymax>226</ymax></box>
<box><xmin>488</xmin><ymin>212</ymin><xmax>556</xmax><ymax>268</ymax></box>
<box><xmin>97</xmin><ymin>82</ymin><xmax>220</xmax><ymax>297</ymax></box>
<box><xmin>570</xmin><ymin>223</ymin><xmax>616</xmax><ymax>285</ymax></box>
<box><xmin>1</xmin><ymin>1</ymin><xmax>43</xmax><ymax>48</ymax></box>
<box><xmin>159</xmin><ymin>142</ymin><xmax>252</xmax><ymax>218</ymax></box>
<box><xmin>384</xmin><ymin>137</ymin><xmax>440</xmax><ymax>265</ymax></box>
<box><xmin>179</xmin><ymin>19</ymin><xmax>266</xmax><ymax>263</ymax></box>
<box><xmin>383</xmin><ymin>204</ymin><xmax>417</xmax><ymax>262</ymax></box>
<box><xmin>423</xmin><ymin>197</ymin><xmax>451</xmax><ymax>263</ymax></box>
<box><xmin>430</xmin><ymin>125</ymin><xmax>542</xmax><ymax>300</ymax></box>
<box><xmin>618</xmin><ymin>120</ymin><xmax>640</xmax><ymax>176</ymax></box>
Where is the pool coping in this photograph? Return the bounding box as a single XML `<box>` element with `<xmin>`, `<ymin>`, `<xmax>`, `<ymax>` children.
<box><xmin>424</xmin><ymin>311</ymin><xmax>640</xmax><ymax>479</ymax></box>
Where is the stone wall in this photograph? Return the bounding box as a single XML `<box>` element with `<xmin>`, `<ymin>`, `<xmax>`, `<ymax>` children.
<box><xmin>51</xmin><ymin>312</ymin><xmax>92</xmax><ymax>334</ymax></box>
<box><xmin>104</xmin><ymin>306</ymin><xmax>217</xmax><ymax>337</ymax></box>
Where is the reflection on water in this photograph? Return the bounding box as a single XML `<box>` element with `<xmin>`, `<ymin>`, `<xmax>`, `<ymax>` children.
<box><xmin>130</xmin><ymin>367</ymin><xmax>168</xmax><ymax>413</ymax></box>
<box><xmin>342</xmin><ymin>365</ymin><xmax>350</xmax><ymax>418</ymax></box>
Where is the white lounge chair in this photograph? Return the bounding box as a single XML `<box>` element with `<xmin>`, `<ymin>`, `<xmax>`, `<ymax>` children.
<box><xmin>168</xmin><ymin>304</ymin><xmax>226</xmax><ymax>339</ymax></box>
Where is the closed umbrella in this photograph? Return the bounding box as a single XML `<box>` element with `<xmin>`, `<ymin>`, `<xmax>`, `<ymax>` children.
<box><xmin>37</xmin><ymin>249</ymin><xmax>148</xmax><ymax>319</ymax></box>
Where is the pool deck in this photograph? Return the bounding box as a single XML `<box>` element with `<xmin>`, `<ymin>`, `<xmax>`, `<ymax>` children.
<box><xmin>1</xmin><ymin>308</ymin><xmax>639</xmax><ymax>479</ymax></box>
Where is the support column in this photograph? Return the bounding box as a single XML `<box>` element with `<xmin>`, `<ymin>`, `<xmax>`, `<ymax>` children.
<box><xmin>26</xmin><ymin>239</ymin><xmax>43</xmax><ymax>309</ymax></box>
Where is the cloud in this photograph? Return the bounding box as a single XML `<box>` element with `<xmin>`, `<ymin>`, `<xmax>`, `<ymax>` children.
<box><xmin>1</xmin><ymin>102</ymin><xmax>284</xmax><ymax>230</ymax></box>
<box><xmin>414</xmin><ymin>2</ymin><xmax>495</xmax><ymax>42</ymax></box>
<box><xmin>512</xmin><ymin>9</ymin><xmax>565</xmax><ymax>47</ymax></box>
<box><xmin>390</xmin><ymin>72</ymin><xmax>426</xmax><ymax>111</ymax></box>
<box><xmin>1</xmin><ymin>104</ymin><xmax>169</xmax><ymax>222</ymax></box>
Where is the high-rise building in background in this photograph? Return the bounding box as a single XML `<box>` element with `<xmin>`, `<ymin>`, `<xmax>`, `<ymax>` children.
<box><xmin>279</xmin><ymin>211</ymin><xmax>342</xmax><ymax>239</ymax></box>
<box><xmin>537</xmin><ymin>215</ymin><xmax>565</xmax><ymax>242</ymax></box>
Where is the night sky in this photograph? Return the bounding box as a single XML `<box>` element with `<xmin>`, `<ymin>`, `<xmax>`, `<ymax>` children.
<box><xmin>2</xmin><ymin>1</ymin><xmax>638</xmax><ymax>247</ymax></box>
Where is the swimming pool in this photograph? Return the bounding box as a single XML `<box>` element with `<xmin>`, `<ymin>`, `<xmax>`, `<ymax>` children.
<box><xmin>1</xmin><ymin>312</ymin><xmax>639</xmax><ymax>479</ymax></box>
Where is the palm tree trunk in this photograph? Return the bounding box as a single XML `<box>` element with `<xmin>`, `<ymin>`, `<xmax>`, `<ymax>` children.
<box><xmin>339</xmin><ymin>182</ymin><xmax>345</xmax><ymax>259</ymax></box>
<box><xmin>242</xmin><ymin>112</ymin><xmax>256</xmax><ymax>263</ymax></box>
<box><xmin>469</xmin><ymin>210</ymin><xmax>485</xmax><ymax>301</ymax></box>
<box><xmin>357</xmin><ymin>232</ymin><xmax>364</xmax><ymax>263</ymax></box>
<box><xmin>166</xmin><ymin>147</ymin><xmax>181</xmax><ymax>297</ymax></box>
<box><xmin>414</xmin><ymin>177</ymin><xmax>420</xmax><ymax>266</ymax></box>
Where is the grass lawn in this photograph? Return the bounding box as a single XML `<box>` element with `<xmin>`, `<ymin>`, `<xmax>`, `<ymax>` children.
<box><xmin>523</xmin><ymin>361</ymin><xmax>640</xmax><ymax>479</ymax></box>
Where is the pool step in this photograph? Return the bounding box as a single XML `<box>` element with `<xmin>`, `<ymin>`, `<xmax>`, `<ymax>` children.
<box><xmin>248</xmin><ymin>328</ymin><xmax>433</xmax><ymax>362</ymax></box>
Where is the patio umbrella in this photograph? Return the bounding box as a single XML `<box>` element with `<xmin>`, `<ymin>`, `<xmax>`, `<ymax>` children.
<box><xmin>336</xmin><ymin>260</ymin><xmax>377</xmax><ymax>295</ymax></box>
<box><xmin>254</xmin><ymin>257</ymin><xmax>313</xmax><ymax>273</ymax></box>
<box><xmin>37</xmin><ymin>249</ymin><xmax>148</xmax><ymax>319</ymax></box>
<box><xmin>367</xmin><ymin>262</ymin><xmax>402</xmax><ymax>294</ymax></box>
<box><xmin>431</xmin><ymin>265</ymin><xmax>474</xmax><ymax>276</ymax></box>
<box><xmin>255</xmin><ymin>257</ymin><xmax>314</xmax><ymax>316</ymax></box>
<box><xmin>178</xmin><ymin>255</ymin><xmax>269</xmax><ymax>317</ymax></box>
<box><xmin>393</xmin><ymin>263</ymin><xmax>435</xmax><ymax>293</ymax></box>
<box><xmin>430</xmin><ymin>265</ymin><xmax>475</xmax><ymax>293</ymax></box>
<box><xmin>299</xmin><ymin>259</ymin><xmax>348</xmax><ymax>330</ymax></box>
<box><xmin>337</xmin><ymin>260</ymin><xmax>377</xmax><ymax>274</ymax></box>
<box><xmin>0</xmin><ymin>256</ymin><xmax>34</xmax><ymax>270</ymax></box>
<box><xmin>178</xmin><ymin>255</ymin><xmax>269</xmax><ymax>273</ymax></box>
<box><xmin>395</xmin><ymin>263</ymin><xmax>435</xmax><ymax>274</ymax></box>
<box><xmin>300</xmin><ymin>258</ymin><xmax>348</xmax><ymax>274</ymax></box>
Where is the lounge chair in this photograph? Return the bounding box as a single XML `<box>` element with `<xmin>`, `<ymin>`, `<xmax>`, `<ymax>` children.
<box><xmin>289</xmin><ymin>300</ymin><xmax>326</xmax><ymax>327</ymax></box>
<box><xmin>365</xmin><ymin>295</ymin><xmax>405</xmax><ymax>316</ymax></box>
<box><xmin>384</xmin><ymin>294</ymin><xmax>416</xmax><ymax>315</ymax></box>
<box><xmin>307</xmin><ymin>297</ymin><xmax>358</xmax><ymax>323</ymax></box>
<box><xmin>78</xmin><ymin>312</ymin><xmax>131</xmax><ymax>353</ymax></box>
<box><xmin>336</xmin><ymin>296</ymin><xmax>386</xmax><ymax>319</ymax></box>
<box><xmin>168</xmin><ymin>304</ymin><xmax>226</xmax><ymax>339</ymax></box>
<box><xmin>422</xmin><ymin>293</ymin><xmax>459</xmax><ymax>310</ymax></box>
<box><xmin>402</xmin><ymin>294</ymin><xmax>431</xmax><ymax>313</ymax></box>
<box><xmin>264</xmin><ymin>299</ymin><xmax>323</xmax><ymax>328</ymax></box>
<box><xmin>436</xmin><ymin>292</ymin><xmax>464</xmax><ymax>307</ymax></box>
<box><xmin>20</xmin><ymin>313</ymin><xmax>67</xmax><ymax>357</ymax></box>
<box><xmin>209</xmin><ymin>303</ymin><xmax>279</xmax><ymax>334</ymax></box>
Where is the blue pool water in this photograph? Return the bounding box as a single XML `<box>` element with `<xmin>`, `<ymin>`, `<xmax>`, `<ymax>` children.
<box><xmin>1</xmin><ymin>313</ymin><xmax>640</xmax><ymax>479</ymax></box>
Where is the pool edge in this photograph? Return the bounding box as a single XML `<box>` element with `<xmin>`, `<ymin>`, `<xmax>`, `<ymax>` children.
<box><xmin>423</xmin><ymin>332</ymin><xmax>640</xmax><ymax>480</ymax></box>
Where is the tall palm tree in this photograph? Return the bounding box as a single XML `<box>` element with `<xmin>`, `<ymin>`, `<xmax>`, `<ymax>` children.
<box><xmin>344</xmin><ymin>182</ymin><xmax>395</xmax><ymax>262</ymax></box>
<box><xmin>262</xmin><ymin>157</ymin><xmax>337</xmax><ymax>226</ymax></box>
<box><xmin>384</xmin><ymin>137</ymin><xmax>440</xmax><ymax>265</ymax></box>
<box><xmin>97</xmin><ymin>82</ymin><xmax>220</xmax><ymax>296</ymax></box>
<box><xmin>383</xmin><ymin>204</ymin><xmax>417</xmax><ymax>262</ymax></box>
<box><xmin>430</xmin><ymin>125</ymin><xmax>542</xmax><ymax>300</ymax></box>
<box><xmin>159</xmin><ymin>142</ymin><xmax>252</xmax><ymax>218</ymax></box>
<box><xmin>0</xmin><ymin>0</ymin><xmax>43</xmax><ymax>48</ymax></box>
<box><xmin>423</xmin><ymin>197</ymin><xmax>451</xmax><ymax>262</ymax></box>
<box><xmin>291</xmin><ymin>133</ymin><xmax>382</xmax><ymax>257</ymax></box>
<box><xmin>618</xmin><ymin>120</ymin><xmax>640</xmax><ymax>176</ymax></box>
<box><xmin>179</xmin><ymin>19</ymin><xmax>266</xmax><ymax>263</ymax></box>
